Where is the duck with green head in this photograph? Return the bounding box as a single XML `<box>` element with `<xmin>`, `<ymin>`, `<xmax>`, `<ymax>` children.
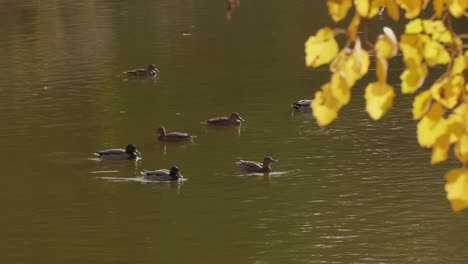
<box><xmin>236</xmin><ymin>156</ymin><xmax>278</xmax><ymax>173</ymax></box>
<box><xmin>95</xmin><ymin>144</ymin><xmax>140</xmax><ymax>160</ymax></box>
<box><xmin>123</xmin><ymin>64</ymin><xmax>159</xmax><ymax>78</ymax></box>
<box><xmin>141</xmin><ymin>166</ymin><xmax>182</xmax><ymax>181</ymax></box>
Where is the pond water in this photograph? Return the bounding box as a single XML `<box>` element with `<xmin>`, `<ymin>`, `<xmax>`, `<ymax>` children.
<box><xmin>1</xmin><ymin>0</ymin><xmax>467</xmax><ymax>263</ymax></box>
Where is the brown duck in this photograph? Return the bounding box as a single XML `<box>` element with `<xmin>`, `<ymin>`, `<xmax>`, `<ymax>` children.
<box><xmin>123</xmin><ymin>64</ymin><xmax>159</xmax><ymax>78</ymax></box>
<box><xmin>202</xmin><ymin>112</ymin><xmax>244</xmax><ymax>126</ymax></box>
<box><xmin>157</xmin><ymin>126</ymin><xmax>196</xmax><ymax>142</ymax></box>
<box><xmin>236</xmin><ymin>157</ymin><xmax>278</xmax><ymax>173</ymax></box>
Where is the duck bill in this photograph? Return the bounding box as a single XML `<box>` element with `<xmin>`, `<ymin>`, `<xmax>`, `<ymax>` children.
<box><xmin>271</xmin><ymin>159</ymin><xmax>278</xmax><ymax>162</ymax></box>
<box><xmin>238</xmin><ymin>117</ymin><xmax>245</xmax><ymax>122</ymax></box>
<box><xmin>135</xmin><ymin>150</ymin><xmax>141</xmax><ymax>155</ymax></box>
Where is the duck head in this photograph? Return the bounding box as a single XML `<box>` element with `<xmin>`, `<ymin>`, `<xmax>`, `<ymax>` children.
<box><xmin>147</xmin><ymin>64</ymin><xmax>159</xmax><ymax>73</ymax></box>
<box><xmin>263</xmin><ymin>156</ymin><xmax>277</xmax><ymax>165</ymax></box>
<box><xmin>157</xmin><ymin>127</ymin><xmax>166</xmax><ymax>137</ymax></box>
<box><xmin>169</xmin><ymin>166</ymin><xmax>181</xmax><ymax>180</ymax></box>
<box><xmin>229</xmin><ymin>112</ymin><xmax>244</xmax><ymax>122</ymax></box>
<box><xmin>125</xmin><ymin>144</ymin><xmax>140</xmax><ymax>154</ymax></box>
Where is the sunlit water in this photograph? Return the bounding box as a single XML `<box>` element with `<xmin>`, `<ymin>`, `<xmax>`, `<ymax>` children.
<box><xmin>1</xmin><ymin>1</ymin><xmax>467</xmax><ymax>264</ymax></box>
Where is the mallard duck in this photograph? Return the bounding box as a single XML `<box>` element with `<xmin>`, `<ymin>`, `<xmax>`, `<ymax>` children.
<box><xmin>236</xmin><ymin>157</ymin><xmax>278</xmax><ymax>173</ymax></box>
<box><xmin>123</xmin><ymin>64</ymin><xmax>159</xmax><ymax>78</ymax></box>
<box><xmin>202</xmin><ymin>112</ymin><xmax>244</xmax><ymax>126</ymax></box>
<box><xmin>95</xmin><ymin>144</ymin><xmax>140</xmax><ymax>160</ymax></box>
<box><xmin>157</xmin><ymin>126</ymin><xmax>196</xmax><ymax>142</ymax></box>
<box><xmin>292</xmin><ymin>99</ymin><xmax>312</xmax><ymax>110</ymax></box>
<box><xmin>141</xmin><ymin>166</ymin><xmax>182</xmax><ymax>181</ymax></box>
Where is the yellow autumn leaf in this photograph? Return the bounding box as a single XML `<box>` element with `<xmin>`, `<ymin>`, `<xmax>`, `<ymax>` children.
<box><xmin>376</xmin><ymin>56</ymin><xmax>388</xmax><ymax>84</ymax></box>
<box><xmin>401</xmin><ymin>63</ymin><xmax>428</xmax><ymax>94</ymax></box>
<box><xmin>417</xmin><ymin>102</ymin><xmax>448</xmax><ymax>147</ymax></box>
<box><xmin>365</xmin><ymin>82</ymin><xmax>395</xmax><ymax>120</ymax></box>
<box><xmin>396</xmin><ymin>0</ymin><xmax>429</xmax><ymax>18</ymax></box>
<box><xmin>451</xmin><ymin>55</ymin><xmax>466</xmax><ymax>75</ymax></box>
<box><xmin>405</xmin><ymin>18</ymin><xmax>423</xmax><ymax>33</ymax></box>
<box><xmin>424</xmin><ymin>40</ymin><xmax>451</xmax><ymax>66</ymax></box>
<box><xmin>385</xmin><ymin>0</ymin><xmax>400</xmax><ymax>21</ymax></box>
<box><xmin>431</xmin><ymin>76</ymin><xmax>463</xmax><ymax>109</ymax></box>
<box><xmin>342</xmin><ymin>42</ymin><xmax>370</xmax><ymax>86</ymax></box>
<box><xmin>305</xmin><ymin>27</ymin><xmax>339</xmax><ymax>68</ymax></box>
<box><xmin>413</xmin><ymin>90</ymin><xmax>432</xmax><ymax>120</ymax></box>
<box><xmin>400</xmin><ymin>40</ymin><xmax>425</xmax><ymax>68</ymax></box>
<box><xmin>347</xmin><ymin>13</ymin><xmax>360</xmax><ymax>40</ymax></box>
<box><xmin>354</xmin><ymin>0</ymin><xmax>370</xmax><ymax>17</ymax></box>
<box><xmin>432</xmin><ymin>134</ymin><xmax>450</xmax><ymax>164</ymax></box>
<box><xmin>455</xmin><ymin>133</ymin><xmax>468</xmax><ymax>164</ymax></box>
<box><xmin>375</xmin><ymin>27</ymin><xmax>398</xmax><ymax>59</ymax></box>
<box><xmin>327</xmin><ymin>0</ymin><xmax>353</xmax><ymax>22</ymax></box>
<box><xmin>445</xmin><ymin>168</ymin><xmax>468</xmax><ymax>212</ymax></box>
<box><xmin>312</xmin><ymin>82</ymin><xmax>343</xmax><ymax>126</ymax></box>
<box><xmin>433</xmin><ymin>0</ymin><xmax>445</xmax><ymax>17</ymax></box>
<box><xmin>447</xmin><ymin>113</ymin><xmax>466</xmax><ymax>143</ymax></box>
<box><xmin>446</xmin><ymin>0</ymin><xmax>468</xmax><ymax>17</ymax></box>
<box><xmin>330</xmin><ymin>72</ymin><xmax>351</xmax><ymax>105</ymax></box>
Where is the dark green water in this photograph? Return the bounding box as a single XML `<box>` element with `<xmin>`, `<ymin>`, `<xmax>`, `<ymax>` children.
<box><xmin>1</xmin><ymin>0</ymin><xmax>467</xmax><ymax>263</ymax></box>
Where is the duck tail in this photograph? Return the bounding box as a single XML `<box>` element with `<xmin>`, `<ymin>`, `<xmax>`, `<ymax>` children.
<box><xmin>94</xmin><ymin>153</ymin><xmax>102</xmax><ymax>157</ymax></box>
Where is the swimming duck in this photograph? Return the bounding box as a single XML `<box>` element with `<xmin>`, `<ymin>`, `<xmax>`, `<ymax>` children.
<box><xmin>236</xmin><ymin>157</ymin><xmax>278</xmax><ymax>173</ymax></box>
<box><xmin>292</xmin><ymin>99</ymin><xmax>312</xmax><ymax>110</ymax></box>
<box><xmin>202</xmin><ymin>112</ymin><xmax>244</xmax><ymax>126</ymax></box>
<box><xmin>141</xmin><ymin>166</ymin><xmax>182</xmax><ymax>181</ymax></box>
<box><xmin>95</xmin><ymin>144</ymin><xmax>140</xmax><ymax>160</ymax></box>
<box><xmin>123</xmin><ymin>64</ymin><xmax>159</xmax><ymax>78</ymax></box>
<box><xmin>157</xmin><ymin>126</ymin><xmax>196</xmax><ymax>142</ymax></box>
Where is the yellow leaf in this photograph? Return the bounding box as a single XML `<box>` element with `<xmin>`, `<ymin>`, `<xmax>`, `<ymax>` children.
<box><xmin>400</xmin><ymin>37</ymin><xmax>426</xmax><ymax>68</ymax></box>
<box><xmin>405</xmin><ymin>18</ymin><xmax>423</xmax><ymax>33</ymax></box>
<box><xmin>432</xmin><ymin>134</ymin><xmax>450</xmax><ymax>164</ymax></box>
<box><xmin>401</xmin><ymin>63</ymin><xmax>428</xmax><ymax>94</ymax></box>
<box><xmin>330</xmin><ymin>72</ymin><xmax>351</xmax><ymax>105</ymax></box>
<box><xmin>424</xmin><ymin>41</ymin><xmax>451</xmax><ymax>66</ymax></box>
<box><xmin>431</xmin><ymin>76</ymin><xmax>463</xmax><ymax>109</ymax></box>
<box><xmin>417</xmin><ymin>102</ymin><xmax>448</xmax><ymax>147</ymax></box>
<box><xmin>347</xmin><ymin>14</ymin><xmax>360</xmax><ymax>40</ymax></box>
<box><xmin>339</xmin><ymin>44</ymin><xmax>370</xmax><ymax>87</ymax></box>
<box><xmin>385</xmin><ymin>0</ymin><xmax>400</xmax><ymax>21</ymax></box>
<box><xmin>354</xmin><ymin>0</ymin><xmax>371</xmax><ymax>16</ymax></box>
<box><xmin>376</xmin><ymin>56</ymin><xmax>388</xmax><ymax>84</ymax></box>
<box><xmin>413</xmin><ymin>90</ymin><xmax>432</xmax><ymax>120</ymax></box>
<box><xmin>445</xmin><ymin>168</ymin><xmax>468</xmax><ymax>212</ymax></box>
<box><xmin>327</xmin><ymin>0</ymin><xmax>353</xmax><ymax>22</ymax></box>
<box><xmin>312</xmin><ymin>83</ymin><xmax>343</xmax><ymax>126</ymax></box>
<box><xmin>396</xmin><ymin>0</ymin><xmax>429</xmax><ymax>18</ymax></box>
<box><xmin>451</xmin><ymin>55</ymin><xmax>466</xmax><ymax>75</ymax></box>
<box><xmin>446</xmin><ymin>0</ymin><xmax>467</xmax><ymax>17</ymax></box>
<box><xmin>455</xmin><ymin>133</ymin><xmax>468</xmax><ymax>164</ymax></box>
<box><xmin>365</xmin><ymin>82</ymin><xmax>395</xmax><ymax>120</ymax></box>
<box><xmin>375</xmin><ymin>27</ymin><xmax>398</xmax><ymax>58</ymax></box>
<box><xmin>305</xmin><ymin>27</ymin><xmax>339</xmax><ymax>68</ymax></box>
<box><xmin>433</xmin><ymin>0</ymin><xmax>445</xmax><ymax>17</ymax></box>
<box><xmin>447</xmin><ymin>113</ymin><xmax>465</xmax><ymax>143</ymax></box>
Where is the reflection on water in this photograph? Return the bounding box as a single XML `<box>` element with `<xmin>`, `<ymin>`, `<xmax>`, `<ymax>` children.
<box><xmin>1</xmin><ymin>1</ymin><xmax>467</xmax><ymax>264</ymax></box>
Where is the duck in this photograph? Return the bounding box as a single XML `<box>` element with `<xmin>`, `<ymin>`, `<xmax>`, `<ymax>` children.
<box><xmin>157</xmin><ymin>126</ymin><xmax>196</xmax><ymax>142</ymax></box>
<box><xmin>123</xmin><ymin>64</ymin><xmax>159</xmax><ymax>78</ymax></box>
<box><xmin>95</xmin><ymin>144</ymin><xmax>140</xmax><ymax>160</ymax></box>
<box><xmin>141</xmin><ymin>166</ymin><xmax>182</xmax><ymax>181</ymax></box>
<box><xmin>236</xmin><ymin>156</ymin><xmax>278</xmax><ymax>173</ymax></box>
<box><xmin>201</xmin><ymin>112</ymin><xmax>244</xmax><ymax>126</ymax></box>
<box><xmin>292</xmin><ymin>99</ymin><xmax>312</xmax><ymax>110</ymax></box>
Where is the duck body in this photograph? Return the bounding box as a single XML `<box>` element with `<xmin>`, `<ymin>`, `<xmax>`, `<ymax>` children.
<box><xmin>236</xmin><ymin>157</ymin><xmax>277</xmax><ymax>173</ymax></box>
<box><xmin>123</xmin><ymin>64</ymin><xmax>159</xmax><ymax>78</ymax></box>
<box><xmin>95</xmin><ymin>144</ymin><xmax>140</xmax><ymax>160</ymax></box>
<box><xmin>141</xmin><ymin>166</ymin><xmax>182</xmax><ymax>181</ymax></box>
<box><xmin>202</xmin><ymin>112</ymin><xmax>244</xmax><ymax>126</ymax></box>
<box><xmin>292</xmin><ymin>100</ymin><xmax>312</xmax><ymax>110</ymax></box>
<box><xmin>157</xmin><ymin>127</ymin><xmax>196</xmax><ymax>142</ymax></box>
